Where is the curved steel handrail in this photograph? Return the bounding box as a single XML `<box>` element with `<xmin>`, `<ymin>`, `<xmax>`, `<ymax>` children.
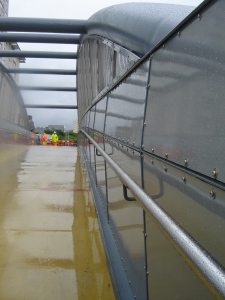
<box><xmin>80</xmin><ymin>129</ymin><xmax>225</xmax><ymax>299</ymax></box>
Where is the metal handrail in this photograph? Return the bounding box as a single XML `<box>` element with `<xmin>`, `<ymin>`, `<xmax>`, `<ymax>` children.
<box><xmin>80</xmin><ymin>129</ymin><xmax>225</xmax><ymax>299</ymax></box>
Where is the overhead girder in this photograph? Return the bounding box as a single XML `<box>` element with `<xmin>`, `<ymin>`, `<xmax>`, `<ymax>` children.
<box><xmin>19</xmin><ymin>86</ymin><xmax>77</xmax><ymax>92</ymax></box>
<box><xmin>7</xmin><ymin>68</ymin><xmax>76</xmax><ymax>75</ymax></box>
<box><xmin>0</xmin><ymin>17</ymin><xmax>87</xmax><ymax>34</ymax></box>
<box><xmin>0</xmin><ymin>50</ymin><xmax>77</xmax><ymax>59</ymax></box>
<box><xmin>0</xmin><ymin>32</ymin><xmax>80</xmax><ymax>44</ymax></box>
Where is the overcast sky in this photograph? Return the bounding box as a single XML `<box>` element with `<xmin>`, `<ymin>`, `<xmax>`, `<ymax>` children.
<box><xmin>9</xmin><ymin>0</ymin><xmax>203</xmax><ymax>130</ymax></box>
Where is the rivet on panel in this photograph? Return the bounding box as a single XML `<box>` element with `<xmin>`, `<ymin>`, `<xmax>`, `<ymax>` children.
<box><xmin>145</xmin><ymin>233</ymin><xmax>148</xmax><ymax>237</ymax></box>
<box><xmin>142</xmin><ymin>144</ymin><xmax>145</xmax><ymax>150</ymax></box>
<box><xmin>132</xmin><ymin>150</ymin><xmax>135</xmax><ymax>155</ymax></box>
<box><xmin>121</xmin><ymin>257</ymin><xmax>123</xmax><ymax>261</ymax></box>
<box><xmin>134</xmin><ymin>296</ymin><xmax>137</xmax><ymax>299</ymax></box>
<box><xmin>133</xmin><ymin>141</ymin><xmax>135</xmax><ymax>145</ymax></box>
<box><xmin>163</xmin><ymin>44</ymin><xmax>166</xmax><ymax>49</ymax></box>
<box><xmin>152</xmin><ymin>148</ymin><xmax>155</xmax><ymax>153</ymax></box>
<box><xmin>184</xmin><ymin>158</ymin><xmax>188</xmax><ymax>167</ymax></box>
<box><xmin>146</xmin><ymin>271</ymin><xmax>150</xmax><ymax>276</ymax></box>
<box><xmin>198</xmin><ymin>13</ymin><xmax>202</xmax><ymax>21</ymax></box>
<box><xmin>164</xmin><ymin>166</ymin><xmax>168</xmax><ymax>173</ymax></box>
<box><xmin>151</xmin><ymin>160</ymin><xmax>154</xmax><ymax>165</ymax></box>
<box><xmin>182</xmin><ymin>176</ymin><xmax>187</xmax><ymax>184</ymax></box>
<box><xmin>212</xmin><ymin>168</ymin><xmax>218</xmax><ymax>179</ymax></box>
<box><xmin>129</xmin><ymin>281</ymin><xmax>131</xmax><ymax>284</ymax></box>
<box><xmin>146</xmin><ymin>83</ymin><xmax>151</xmax><ymax>89</ymax></box>
<box><xmin>165</xmin><ymin>152</ymin><xmax>168</xmax><ymax>159</ymax></box>
<box><xmin>210</xmin><ymin>190</ymin><xmax>216</xmax><ymax>199</ymax></box>
<box><xmin>144</xmin><ymin>122</ymin><xmax>147</xmax><ymax>127</ymax></box>
<box><xmin>177</xmin><ymin>31</ymin><xmax>181</xmax><ymax>38</ymax></box>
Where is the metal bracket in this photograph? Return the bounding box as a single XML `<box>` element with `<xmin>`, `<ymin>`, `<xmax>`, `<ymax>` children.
<box><xmin>123</xmin><ymin>184</ymin><xmax>136</xmax><ymax>201</ymax></box>
<box><xmin>96</xmin><ymin>148</ymin><xmax>102</xmax><ymax>156</ymax></box>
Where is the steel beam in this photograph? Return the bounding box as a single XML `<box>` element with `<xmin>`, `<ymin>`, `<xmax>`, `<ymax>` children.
<box><xmin>0</xmin><ymin>17</ymin><xmax>86</xmax><ymax>34</ymax></box>
<box><xmin>0</xmin><ymin>32</ymin><xmax>80</xmax><ymax>44</ymax></box>
<box><xmin>0</xmin><ymin>50</ymin><xmax>77</xmax><ymax>59</ymax></box>
<box><xmin>7</xmin><ymin>68</ymin><xmax>77</xmax><ymax>75</ymax></box>
<box><xmin>25</xmin><ymin>104</ymin><xmax>78</xmax><ymax>109</ymax></box>
<box><xmin>19</xmin><ymin>86</ymin><xmax>77</xmax><ymax>92</ymax></box>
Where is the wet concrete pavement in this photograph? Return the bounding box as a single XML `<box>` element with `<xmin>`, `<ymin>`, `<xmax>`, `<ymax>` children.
<box><xmin>0</xmin><ymin>145</ymin><xmax>115</xmax><ymax>300</ymax></box>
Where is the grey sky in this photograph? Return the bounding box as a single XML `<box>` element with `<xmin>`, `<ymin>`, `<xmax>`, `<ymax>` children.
<box><xmin>9</xmin><ymin>0</ymin><xmax>203</xmax><ymax>130</ymax></box>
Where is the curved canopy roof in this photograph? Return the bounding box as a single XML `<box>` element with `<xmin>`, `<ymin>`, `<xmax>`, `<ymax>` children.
<box><xmin>87</xmin><ymin>3</ymin><xmax>194</xmax><ymax>56</ymax></box>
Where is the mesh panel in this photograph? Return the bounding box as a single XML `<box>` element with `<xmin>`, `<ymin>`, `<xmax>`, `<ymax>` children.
<box><xmin>77</xmin><ymin>37</ymin><xmax>139</xmax><ymax>125</ymax></box>
<box><xmin>0</xmin><ymin>66</ymin><xmax>32</xmax><ymax>141</ymax></box>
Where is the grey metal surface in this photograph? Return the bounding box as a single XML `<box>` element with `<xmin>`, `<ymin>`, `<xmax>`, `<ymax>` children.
<box><xmin>143</xmin><ymin>0</ymin><xmax>225</xmax><ymax>183</ymax></box>
<box><xmin>80</xmin><ymin>146</ymin><xmax>134</xmax><ymax>300</ymax></box>
<box><xmin>81</xmin><ymin>129</ymin><xmax>225</xmax><ymax>299</ymax></box>
<box><xmin>104</xmin><ymin>61</ymin><xmax>149</xmax><ymax>148</ymax></box>
<box><xmin>19</xmin><ymin>86</ymin><xmax>77</xmax><ymax>92</ymax></box>
<box><xmin>0</xmin><ymin>17</ymin><xmax>86</xmax><ymax>34</ymax></box>
<box><xmin>0</xmin><ymin>50</ymin><xmax>77</xmax><ymax>59</ymax></box>
<box><xmin>0</xmin><ymin>32</ymin><xmax>80</xmax><ymax>44</ymax></box>
<box><xmin>106</xmin><ymin>161</ymin><xmax>147</xmax><ymax>299</ymax></box>
<box><xmin>145</xmin><ymin>213</ymin><xmax>214</xmax><ymax>299</ymax></box>
<box><xmin>143</xmin><ymin>154</ymin><xmax>225</xmax><ymax>267</ymax></box>
<box><xmin>24</xmin><ymin>105</ymin><xmax>77</xmax><ymax>109</ymax></box>
<box><xmin>7</xmin><ymin>68</ymin><xmax>76</xmax><ymax>75</ymax></box>
<box><xmin>87</xmin><ymin>3</ymin><xmax>194</xmax><ymax>56</ymax></box>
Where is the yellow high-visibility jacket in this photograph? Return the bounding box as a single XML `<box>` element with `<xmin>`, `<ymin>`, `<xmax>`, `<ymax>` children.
<box><xmin>51</xmin><ymin>133</ymin><xmax>58</xmax><ymax>142</ymax></box>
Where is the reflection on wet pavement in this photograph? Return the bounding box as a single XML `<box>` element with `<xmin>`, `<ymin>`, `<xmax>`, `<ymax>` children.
<box><xmin>0</xmin><ymin>146</ymin><xmax>114</xmax><ymax>299</ymax></box>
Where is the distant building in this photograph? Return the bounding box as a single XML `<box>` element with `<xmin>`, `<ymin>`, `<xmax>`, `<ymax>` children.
<box><xmin>48</xmin><ymin>125</ymin><xmax>65</xmax><ymax>132</ymax></box>
<box><xmin>28</xmin><ymin>115</ymin><xmax>35</xmax><ymax>132</ymax></box>
<box><xmin>0</xmin><ymin>0</ymin><xmax>25</xmax><ymax>83</ymax></box>
<box><xmin>36</xmin><ymin>127</ymin><xmax>45</xmax><ymax>133</ymax></box>
<box><xmin>73</xmin><ymin>120</ymin><xmax>79</xmax><ymax>133</ymax></box>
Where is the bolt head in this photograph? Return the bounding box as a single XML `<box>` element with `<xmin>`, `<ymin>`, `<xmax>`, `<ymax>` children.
<box><xmin>210</xmin><ymin>190</ymin><xmax>216</xmax><ymax>199</ymax></box>
<box><xmin>152</xmin><ymin>148</ymin><xmax>154</xmax><ymax>153</ymax></box>
<box><xmin>212</xmin><ymin>168</ymin><xmax>218</xmax><ymax>179</ymax></box>
<box><xmin>165</xmin><ymin>152</ymin><xmax>168</xmax><ymax>159</ymax></box>
<box><xmin>182</xmin><ymin>176</ymin><xmax>187</xmax><ymax>184</ymax></box>
<box><xmin>184</xmin><ymin>158</ymin><xmax>188</xmax><ymax>167</ymax></box>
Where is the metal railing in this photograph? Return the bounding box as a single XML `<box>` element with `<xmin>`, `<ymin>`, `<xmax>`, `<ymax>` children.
<box><xmin>81</xmin><ymin>129</ymin><xmax>225</xmax><ymax>299</ymax></box>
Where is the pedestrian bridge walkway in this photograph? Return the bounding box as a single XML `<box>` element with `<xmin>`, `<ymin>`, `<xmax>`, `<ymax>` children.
<box><xmin>0</xmin><ymin>145</ymin><xmax>115</xmax><ymax>299</ymax></box>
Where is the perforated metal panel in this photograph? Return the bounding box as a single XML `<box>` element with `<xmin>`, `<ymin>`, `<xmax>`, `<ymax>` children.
<box><xmin>77</xmin><ymin>36</ymin><xmax>139</xmax><ymax>124</ymax></box>
<box><xmin>0</xmin><ymin>65</ymin><xmax>32</xmax><ymax>144</ymax></box>
<box><xmin>143</xmin><ymin>0</ymin><xmax>225</xmax><ymax>182</ymax></box>
<box><xmin>105</xmin><ymin>61</ymin><xmax>149</xmax><ymax>148</ymax></box>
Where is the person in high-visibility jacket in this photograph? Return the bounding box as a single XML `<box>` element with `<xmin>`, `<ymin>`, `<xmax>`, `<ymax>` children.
<box><xmin>51</xmin><ymin>131</ymin><xmax>58</xmax><ymax>146</ymax></box>
<box><xmin>42</xmin><ymin>132</ymin><xmax>48</xmax><ymax>145</ymax></box>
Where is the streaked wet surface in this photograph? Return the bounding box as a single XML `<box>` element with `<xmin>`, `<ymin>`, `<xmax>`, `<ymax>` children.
<box><xmin>0</xmin><ymin>146</ymin><xmax>114</xmax><ymax>300</ymax></box>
